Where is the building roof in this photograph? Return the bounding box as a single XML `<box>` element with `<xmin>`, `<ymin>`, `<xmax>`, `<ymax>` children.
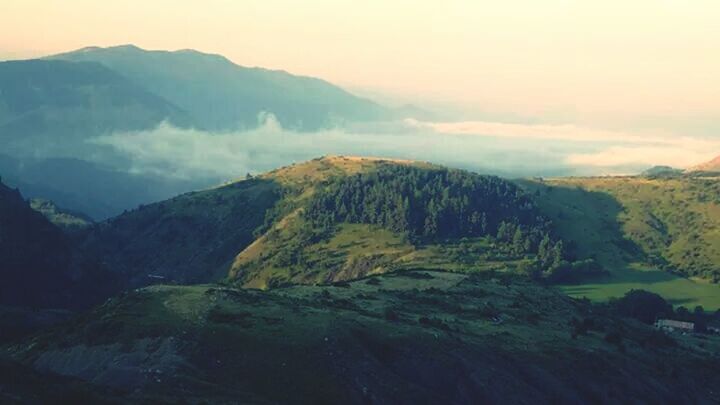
<box><xmin>656</xmin><ymin>319</ymin><xmax>695</xmax><ymax>330</ymax></box>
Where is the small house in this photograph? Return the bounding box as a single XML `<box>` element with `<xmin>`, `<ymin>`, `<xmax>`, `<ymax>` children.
<box><xmin>655</xmin><ymin>319</ymin><xmax>695</xmax><ymax>333</ymax></box>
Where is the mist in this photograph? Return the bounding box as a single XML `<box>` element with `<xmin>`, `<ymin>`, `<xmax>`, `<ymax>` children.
<box><xmin>88</xmin><ymin>114</ymin><xmax>720</xmax><ymax>184</ymax></box>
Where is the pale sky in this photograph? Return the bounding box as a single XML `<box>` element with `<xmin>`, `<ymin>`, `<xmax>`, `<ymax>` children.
<box><xmin>2</xmin><ymin>0</ymin><xmax>719</xmax><ymax>134</ymax></box>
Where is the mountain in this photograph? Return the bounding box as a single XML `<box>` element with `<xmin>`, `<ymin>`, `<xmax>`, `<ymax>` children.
<box><xmin>0</xmin><ymin>58</ymin><xmax>201</xmax><ymax>218</ymax></box>
<box><xmin>0</xmin><ymin>180</ymin><xmax>120</xmax><ymax>310</ymax></box>
<box><xmin>688</xmin><ymin>154</ymin><xmax>720</xmax><ymax>173</ymax></box>
<box><xmin>0</xmin><ymin>154</ymin><xmax>206</xmax><ymax>220</ymax></box>
<box><xmin>51</xmin><ymin>45</ymin><xmax>393</xmax><ymax>131</ymax></box>
<box><xmin>0</xmin><ymin>58</ymin><xmax>187</xmax><ymax>156</ymax></box>
<box><xmin>6</xmin><ymin>272</ymin><xmax>720</xmax><ymax>403</ymax></box>
<box><xmin>0</xmin><ymin>46</ymin><xmax>400</xmax><ymax>221</ymax></box>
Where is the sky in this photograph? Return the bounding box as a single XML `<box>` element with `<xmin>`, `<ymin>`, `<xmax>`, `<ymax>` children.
<box><xmin>3</xmin><ymin>1</ymin><xmax>719</xmax><ymax>128</ymax></box>
<box><xmin>2</xmin><ymin>0</ymin><xmax>720</xmax><ymax>173</ymax></box>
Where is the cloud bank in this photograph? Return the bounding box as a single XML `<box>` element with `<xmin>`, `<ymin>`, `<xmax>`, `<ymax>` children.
<box><xmin>89</xmin><ymin>114</ymin><xmax>720</xmax><ymax>182</ymax></box>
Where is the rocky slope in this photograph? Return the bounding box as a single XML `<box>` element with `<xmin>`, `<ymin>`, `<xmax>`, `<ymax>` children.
<box><xmin>7</xmin><ymin>272</ymin><xmax>720</xmax><ymax>404</ymax></box>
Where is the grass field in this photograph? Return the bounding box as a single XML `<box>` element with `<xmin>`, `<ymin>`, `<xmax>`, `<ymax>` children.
<box><xmin>233</xmin><ymin>221</ymin><xmax>531</xmax><ymax>289</ymax></box>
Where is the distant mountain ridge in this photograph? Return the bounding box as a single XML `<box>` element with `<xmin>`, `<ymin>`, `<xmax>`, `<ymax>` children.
<box><xmin>49</xmin><ymin>44</ymin><xmax>393</xmax><ymax>131</ymax></box>
<box><xmin>0</xmin><ymin>58</ymin><xmax>188</xmax><ymax>155</ymax></box>
<box><xmin>689</xmin><ymin>154</ymin><xmax>720</xmax><ymax>173</ymax></box>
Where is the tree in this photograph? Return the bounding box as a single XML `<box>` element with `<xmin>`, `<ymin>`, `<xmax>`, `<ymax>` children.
<box><xmin>512</xmin><ymin>227</ymin><xmax>525</xmax><ymax>254</ymax></box>
<box><xmin>615</xmin><ymin>290</ymin><xmax>673</xmax><ymax>324</ymax></box>
<box><xmin>551</xmin><ymin>241</ymin><xmax>564</xmax><ymax>268</ymax></box>
<box><xmin>538</xmin><ymin>235</ymin><xmax>551</xmax><ymax>265</ymax></box>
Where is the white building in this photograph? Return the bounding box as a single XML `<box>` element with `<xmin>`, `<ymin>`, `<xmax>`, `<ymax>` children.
<box><xmin>655</xmin><ymin>319</ymin><xmax>695</xmax><ymax>333</ymax></box>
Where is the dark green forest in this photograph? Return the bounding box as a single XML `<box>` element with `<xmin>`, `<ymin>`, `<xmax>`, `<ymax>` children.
<box><xmin>305</xmin><ymin>165</ymin><xmax>602</xmax><ymax>281</ymax></box>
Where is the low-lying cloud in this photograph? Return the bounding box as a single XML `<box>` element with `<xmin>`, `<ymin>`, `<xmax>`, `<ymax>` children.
<box><xmin>89</xmin><ymin>114</ymin><xmax>720</xmax><ymax>182</ymax></box>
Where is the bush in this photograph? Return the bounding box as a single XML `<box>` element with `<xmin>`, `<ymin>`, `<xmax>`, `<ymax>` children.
<box><xmin>614</xmin><ymin>289</ymin><xmax>673</xmax><ymax>324</ymax></box>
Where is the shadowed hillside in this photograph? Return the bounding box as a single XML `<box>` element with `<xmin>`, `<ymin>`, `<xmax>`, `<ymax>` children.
<box><xmin>7</xmin><ymin>272</ymin><xmax>720</xmax><ymax>403</ymax></box>
<box><xmin>78</xmin><ymin>178</ymin><xmax>282</xmax><ymax>287</ymax></box>
<box><xmin>0</xmin><ymin>181</ymin><xmax>120</xmax><ymax>310</ymax></box>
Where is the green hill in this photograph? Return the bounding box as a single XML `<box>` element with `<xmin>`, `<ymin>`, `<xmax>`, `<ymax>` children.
<box><xmin>66</xmin><ymin>157</ymin><xmax>720</xmax><ymax>310</ymax></box>
<box><xmin>80</xmin><ymin>156</ymin><xmax>589</xmax><ymax>289</ymax></box>
<box><xmin>230</xmin><ymin>156</ymin><xmax>587</xmax><ymax>288</ymax></box>
<box><xmin>51</xmin><ymin>45</ymin><xmax>392</xmax><ymax>131</ymax></box>
<box><xmin>7</xmin><ymin>272</ymin><xmax>720</xmax><ymax>403</ymax></box>
<box><xmin>522</xmin><ymin>175</ymin><xmax>720</xmax><ymax>309</ymax></box>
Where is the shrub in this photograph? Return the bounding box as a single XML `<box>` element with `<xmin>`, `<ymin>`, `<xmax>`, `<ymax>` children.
<box><xmin>614</xmin><ymin>289</ymin><xmax>673</xmax><ymax>324</ymax></box>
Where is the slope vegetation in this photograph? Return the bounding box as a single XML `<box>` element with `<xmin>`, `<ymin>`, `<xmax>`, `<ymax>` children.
<box><xmin>231</xmin><ymin>157</ymin><xmax>591</xmax><ymax>288</ymax></box>
<box><xmin>76</xmin><ymin>156</ymin><xmax>596</xmax><ymax>289</ymax></box>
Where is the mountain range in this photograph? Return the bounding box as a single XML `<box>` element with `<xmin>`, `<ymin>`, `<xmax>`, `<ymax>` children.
<box><xmin>2</xmin><ymin>44</ymin><xmax>720</xmax><ymax>403</ymax></box>
<box><xmin>0</xmin><ymin>45</ymin><xmax>403</xmax><ymax>219</ymax></box>
<box><xmin>2</xmin><ymin>156</ymin><xmax>720</xmax><ymax>403</ymax></box>
<box><xmin>50</xmin><ymin>44</ymin><xmax>393</xmax><ymax>131</ymax></box>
